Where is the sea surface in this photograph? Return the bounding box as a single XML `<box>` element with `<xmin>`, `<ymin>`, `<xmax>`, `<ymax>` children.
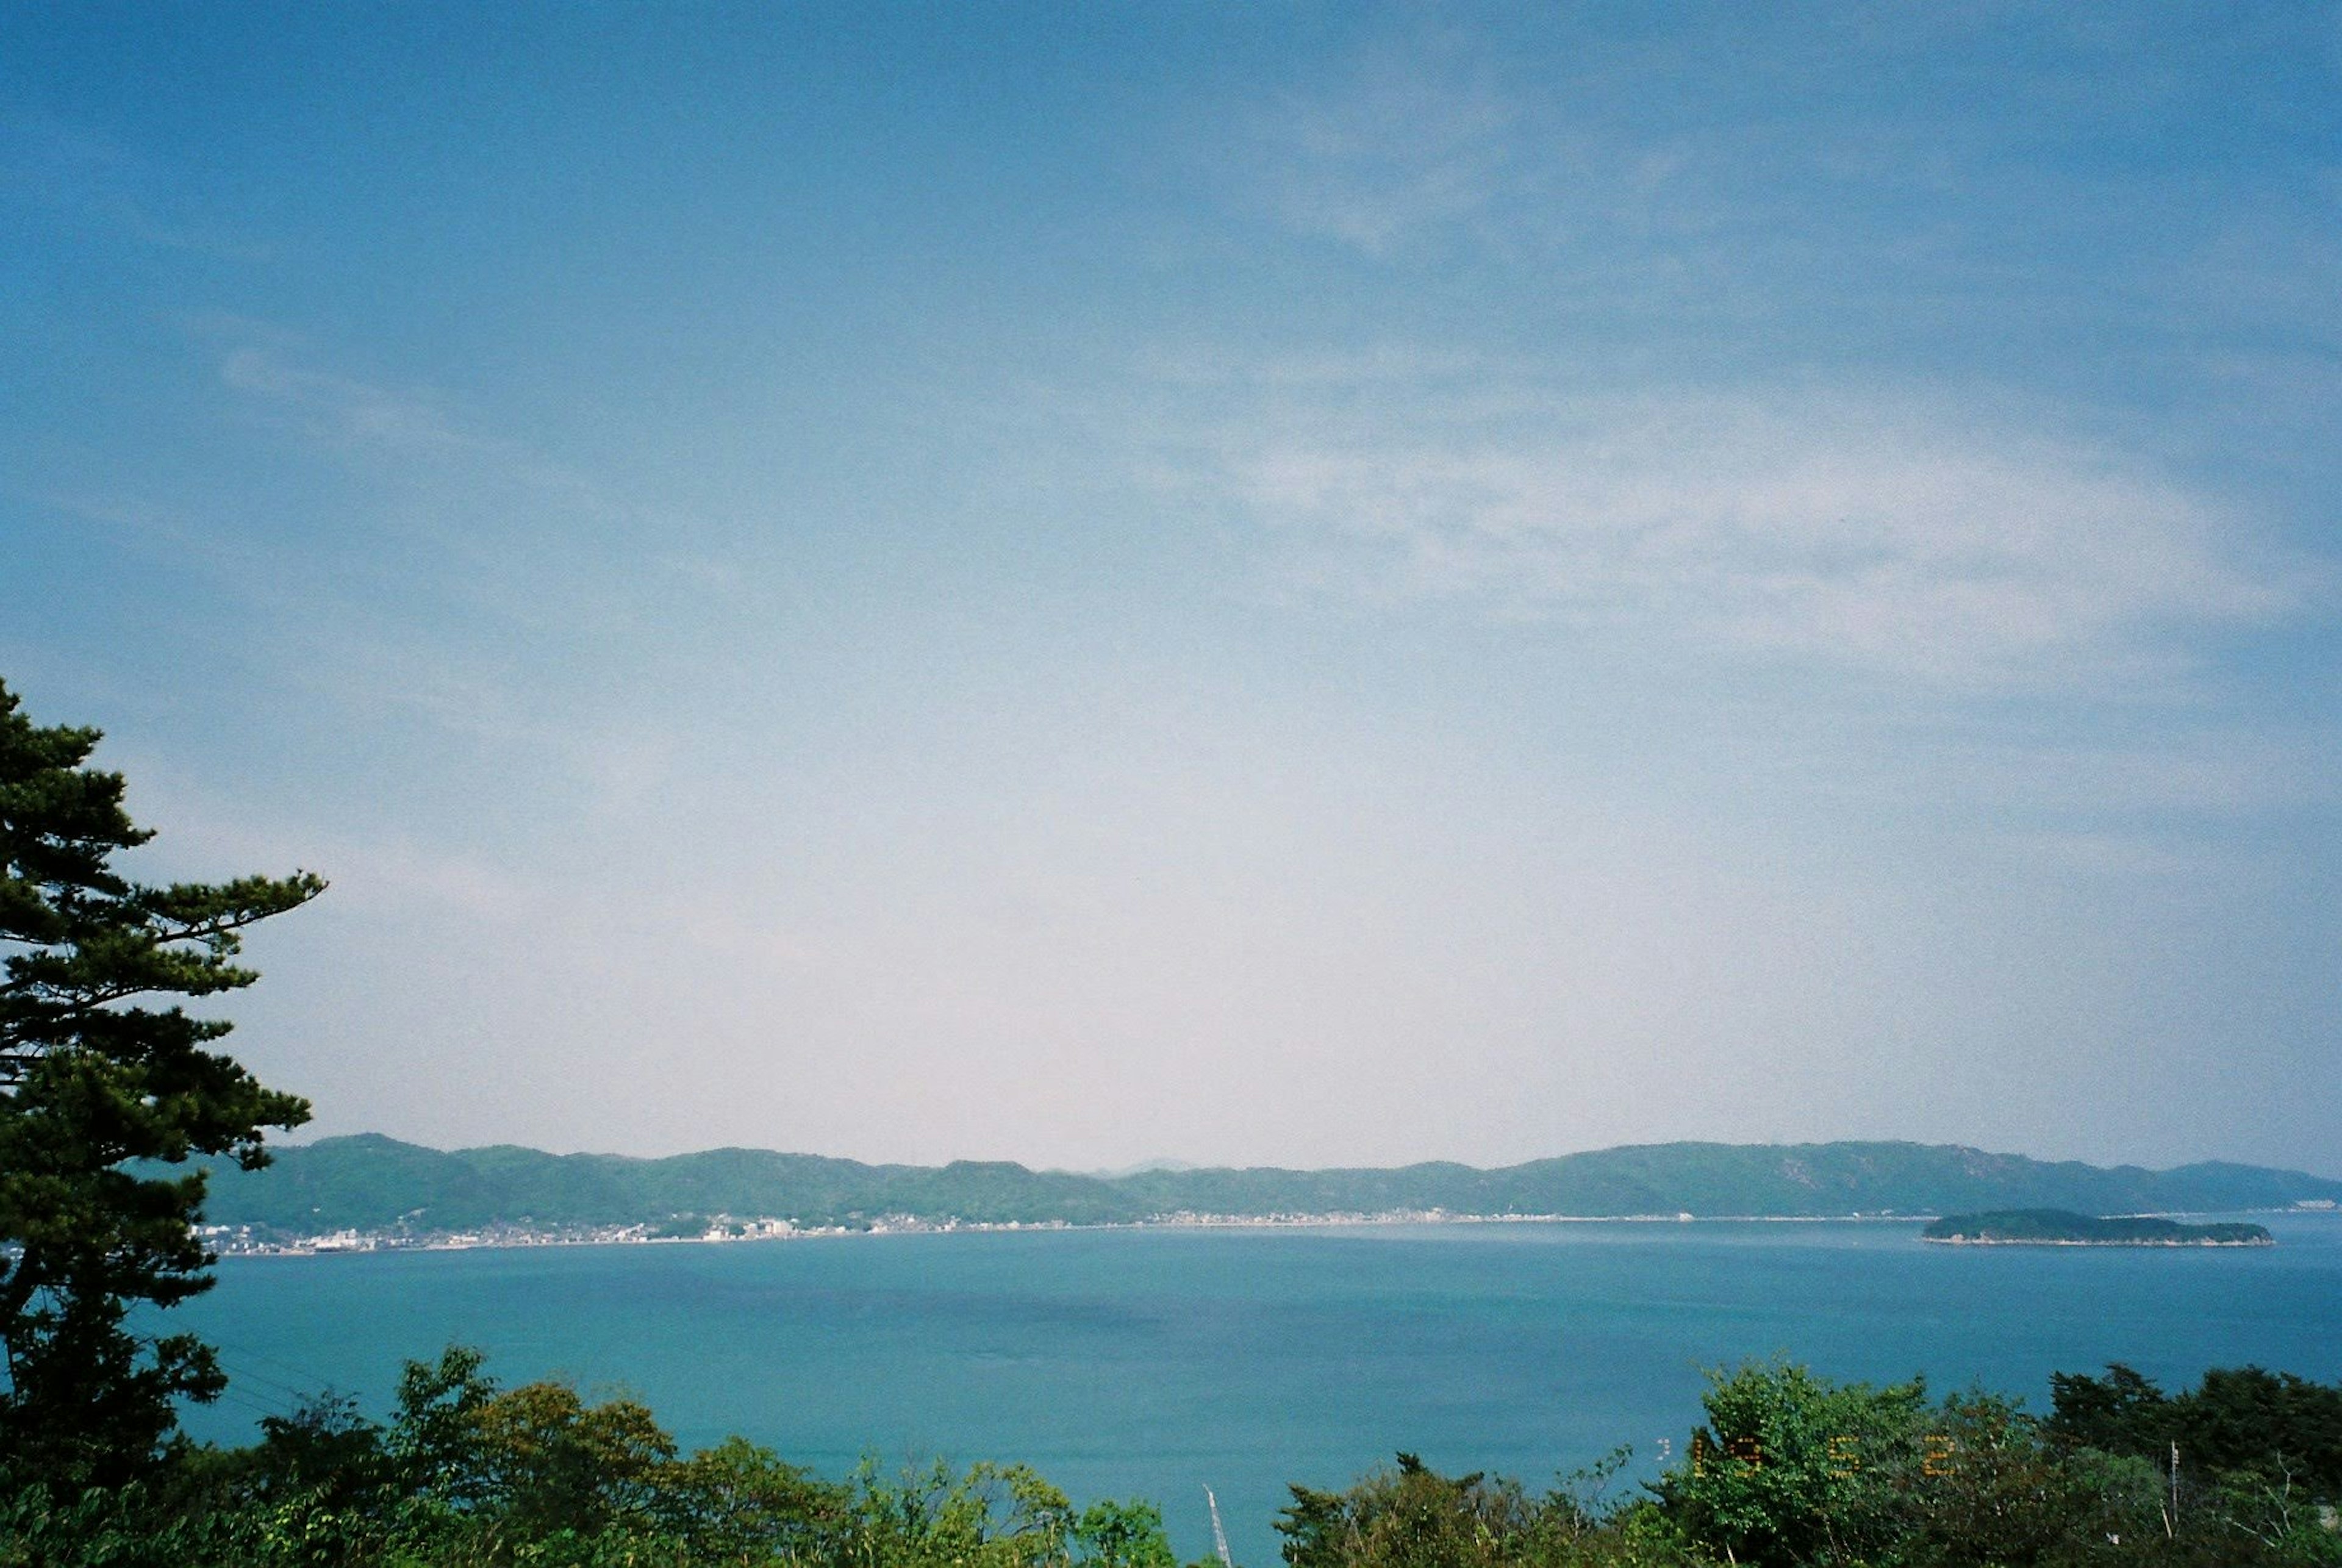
<box><xmin>172</xmin><ymin>1214</ymin><xmax>2342</xmax><ymax>1566</ymax></box>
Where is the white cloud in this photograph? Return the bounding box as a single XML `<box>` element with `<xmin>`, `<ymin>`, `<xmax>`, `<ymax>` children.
<box><xmin>1199</xmin><ymin>384</ymin><xmax>2302</xmax><ymax>689</ymax></box>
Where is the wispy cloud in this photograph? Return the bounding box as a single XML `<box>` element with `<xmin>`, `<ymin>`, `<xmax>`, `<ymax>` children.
<box><xmin>1184</xmin><ymin>375</ymin><xmax>2304</xmax><ymax>690</ymax></box>
<box><xmin>217</xmin><ymin>344</ymin><xmax>484</xmax><ymax>456</ymax></box>
<box><xmin>195</xmin><ymin>323</ymin><xmax>760</xmax><ymax>607</ymax></box>
<box><xmin>1242</xmin><ymin>28</ymin><xmax>1522</xmax><ymax>256</ymax></box>
<box><xmin>196</xmin><ymin>324</ymin><xmax>586</xmax><ymax>496</ymax></box>
<box><xmin>0</xmin><ymin>109</ymin><xmax>269</xmax><ymax>259</ymax></box>
<box><xmin>119</xmin><ymin>764</ymin><xmax>540</xmax><ymax>925</ymax></box>
<box><xmin>45</xmin><ymin>328</ymin><xmax>757</xmax><ymax>831</ymax></box>
<box><xmin>1224</xmin><ymin>23</ymin><xmax>1796</xmax><ymax>268</ymax></box>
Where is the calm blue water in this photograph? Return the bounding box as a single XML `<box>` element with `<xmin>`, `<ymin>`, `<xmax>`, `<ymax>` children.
<box><xmin>171</xmin><ymin>1217</ymin><xmax>2342</xmax><ymax>1566</ymax></box>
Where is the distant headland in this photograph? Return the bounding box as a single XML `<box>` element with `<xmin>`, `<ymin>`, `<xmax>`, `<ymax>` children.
<box><xmin>187</xmin><ymin>1137</ymin><xmax>2342</xmax><ymax>1254</ymax></box>
<box><xmin>1922</xmin><ymin>1209</ymin><xmax>2275</xmax><ymax>1247</ymax></box>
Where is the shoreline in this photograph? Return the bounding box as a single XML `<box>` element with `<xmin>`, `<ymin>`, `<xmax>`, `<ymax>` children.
<box><xmin>210</xmin><ymin>1211</ymin><xmax>1894</xmax><ymax>1257</ymax></box>
<box><xmin>1920</xmin><ymin>1236</ymin><xmax>2274</xmax><ymax>1248</ymax></box>
<box><xmin>206</xmin><ymin>1207</ymin><xmax>2326</xmax><ymax>1259</ymax></box>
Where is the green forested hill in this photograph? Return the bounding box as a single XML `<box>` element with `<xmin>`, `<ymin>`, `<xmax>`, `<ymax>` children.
<box><xmin>193</xmin><ymin>1136</ymin><xmax>2342</xmax><ymax>1237</ymax></box>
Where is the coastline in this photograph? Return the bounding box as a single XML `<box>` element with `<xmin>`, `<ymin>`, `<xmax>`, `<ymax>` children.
<box><xmin>1920</xmin><ymin>1235</ymin><xmax>2274</xmax><ymax>1248</ymax></box>
<box><xmin>207</xmin><ymin>1210</ymin><xmax>1872</xmax><ymax>1257</ymax></box>
<box><xmin>206</xmin><ymin>1207</ymin><xmax>2320</xmax><ymax>1259</ymax></box>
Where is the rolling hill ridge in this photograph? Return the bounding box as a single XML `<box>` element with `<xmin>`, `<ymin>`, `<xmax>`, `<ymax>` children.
<box><xmin>195</xmin><ymin>1137</ymin><xmax>2342</xmax><ymax>1237</ymax></box>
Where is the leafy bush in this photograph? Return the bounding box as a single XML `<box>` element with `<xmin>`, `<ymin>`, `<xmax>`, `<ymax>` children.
<box><xmin>10</xmin><ymin>1348</ymin><xmax>2342</xmax><ymax>1567</ymax></box>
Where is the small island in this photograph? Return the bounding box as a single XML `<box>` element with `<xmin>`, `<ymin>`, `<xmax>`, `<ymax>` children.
<box><xmin>1922</xmin><ymin>1208</ymin><xmax>2272</xmax><ymax>1247</ymax></box>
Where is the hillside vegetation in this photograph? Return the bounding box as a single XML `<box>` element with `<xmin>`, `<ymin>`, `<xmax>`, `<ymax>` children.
<box><xmin>10</xmin><ymin>1353</ymin><xmax>2341</xmax><ymax>1566</ymax></box>
<box><xmin>196</xmin><ymin>1137</ymin><xmax>2342</xmax><ymax>1237</ymax></box>
<box><xmin>1922</xmin><ymin>1210</ymin><xmax>2276</xmax><ymax>1245</ymax></box>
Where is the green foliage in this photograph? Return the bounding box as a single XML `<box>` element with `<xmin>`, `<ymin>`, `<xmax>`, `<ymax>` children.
<box><xmin>2206</xmin><ymin>1461</ymin><xmax>2342</xmax><ymax>1566</ymax></box>
<box><xmin>2046</xmin><ymin>1364</ymin><xmax>2172</xmax><ymax>1457</ymax></box>
<box><xmin>1877</xmin><ymin>1391</ymin><xmax>2108</xmax><ymax>1568</ymax></box>
<box><xmin>1277</xmin><ymin>1450</ymin><xmax>1703</xmax><ymax>1568</ymax></box>
<box><xmin>0</xmin><ymin>678</ymin><xmax>322</xmax><ymax>1484</ymax></box>
<box><xmin>9</xmin><ymin>1342</ymin><xmax>2342</xmax><ymax>1567</ymax></box>
<box><xmin>0</xmin><ymin>1344</ymin><xmax>1183</xmax><ymax>1568</ymax></box>
<box><xmin>0</xmin><ymin>1478</ymin><xmax>217</xmax><ymax>1567</ymax></box>
<box><xmin>1073</xmin><ymin>1498</ymin><xmax>1181</xmax><ymax>1568</ymax></box>
<box><xmin>470</xmin><ymin>1378</ymin><xmax>678</xmax><ymax>1538</ymax></box>
<box><xmin>1651</xmin><ymin>1359</ymin><xmax>1929</xmax><ymax>1567</ymax></box>
<box><xmin>640</xmin><ymin>1435</ymin><xmax>842</xmax><ymax>1561</ymax></box>
<box><xmin>1279</xmin><ymin>1452</ymin><xmax>1524</xmax><ymax>1568</ymax></box>
<box><xmin>2044</xmin><ymin>1360</ymin><xmax>2342</xmax><ymax>1562</ymax></box>
<box><xmin>2179</xmin><ymin>1369</ymin><xmax>2342</xmax><ymax>1497</ymax></box>
<box><xmin>859</xmin><ymin>1457</ymin><xmax>1041</xmax><ymax>1564</ymax></box>
<box><xmin>1655</xmin><ymin>1358</ymin><xmax>2342</xmax><ymax>1568</ymax></box>
<box><xmin>390</xmin><ymin>1345</ymin><xmax>502</xmax><ymax>1505</ymax></box>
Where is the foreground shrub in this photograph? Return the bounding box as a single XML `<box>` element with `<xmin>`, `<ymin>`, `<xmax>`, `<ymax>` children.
<box><xmin>9</xmin><ymin>1350</ymin><xmax>2342</xmax><ymax>1567</ymax></box>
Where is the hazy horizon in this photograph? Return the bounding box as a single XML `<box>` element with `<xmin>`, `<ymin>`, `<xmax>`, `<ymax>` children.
<box><xmin>266</xmin><ymin>1128</ymin><xmax>2342</xmax><ymax>1188</ymax></box>
<box><xmin>5</xmin><ymin>7</ymin><xmax>2337</xmax><ymax>1173</ymax></box>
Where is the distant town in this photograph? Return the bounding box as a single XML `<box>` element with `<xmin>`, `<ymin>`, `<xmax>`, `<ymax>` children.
<box><xmin>199</xmin><ymin>1195</ymin><xmax>2341</xmax><ymax>1258</ymax></box>
<box><xmin>198</xmin><ymin>1209</ymin><xmax>1662</xmax><ymax>1256</ymax></box>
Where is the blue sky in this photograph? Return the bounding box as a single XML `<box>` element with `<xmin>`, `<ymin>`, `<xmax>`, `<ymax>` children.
<box><xmin>4</xmin><ymin>4</ymin><xmax>2337</xmax><ymax>1171</ymax></box>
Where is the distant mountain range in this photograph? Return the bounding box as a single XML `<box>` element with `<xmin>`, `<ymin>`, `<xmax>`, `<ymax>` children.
<box><xmin>194</xmin><ymin>1136</ymin><xmax>2342</xmax><ymax>1238</ymax></box>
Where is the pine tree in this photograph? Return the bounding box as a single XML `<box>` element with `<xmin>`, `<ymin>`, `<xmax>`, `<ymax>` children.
<box><xmin>0</xmin><ymin>678</ymin><xmax>322</xmax><ymax>1483</ymax></box>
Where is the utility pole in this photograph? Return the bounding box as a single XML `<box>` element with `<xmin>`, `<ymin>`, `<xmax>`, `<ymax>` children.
<box><xmin>2168</xmin><ymin>1442</ymin><xmax>2180</xmax><ymax>1538</ymax></box>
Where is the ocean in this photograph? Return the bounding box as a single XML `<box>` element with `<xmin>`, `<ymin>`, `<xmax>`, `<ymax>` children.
<box><xmin>171</xmin><ymin>1214</ymin><xmax>2342</xmax><ymax>1566</ymax></box>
